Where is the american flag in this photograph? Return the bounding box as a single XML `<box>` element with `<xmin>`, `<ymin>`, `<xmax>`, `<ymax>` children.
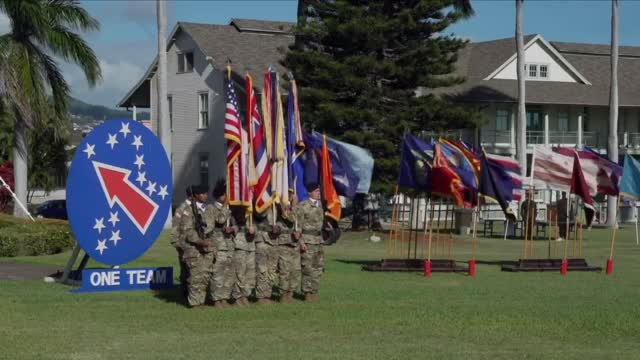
<box><xmin>224</xmin><ymin>77</ymin><xmax>250</xmax><ymax>207</ymax></box>
<box><xmin>531</xmin><ymin>145</ymin><xmax>574</xmax><ymax>193</ymax></box>
<box><xmin>555</xmin><ymin>146</ymin><xmax>621</xmax><ymax>196</ymax></box>
<box><xmin>246</xmin><ymin>74</ymin><xmax>271</xmax><ymax>213</ymax></box>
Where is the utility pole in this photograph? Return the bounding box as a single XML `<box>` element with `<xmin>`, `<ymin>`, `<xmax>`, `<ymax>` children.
<box><xmin>157</xmin><ymin>0</ymin><xmax>172</xmax><ymax>227</ymax></box>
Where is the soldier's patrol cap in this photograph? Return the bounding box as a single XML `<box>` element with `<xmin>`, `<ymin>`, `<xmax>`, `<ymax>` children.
<box><xmin>212</xmin><ymin>179</ymin><xmax>226</xmax><ymax>198</ymax></box>
<box><xmin>305</xmin><ymin>183</ymin><xmax>320</xmax><ymax>192</ymax></box>
<box><xmin>187</xmin><ymin>184</ymin><xmax>208</xmax><ymax>196</ymax></box>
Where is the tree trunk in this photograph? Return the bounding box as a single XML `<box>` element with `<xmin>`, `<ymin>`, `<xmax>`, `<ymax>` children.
<box><xmin>515</xmin><ymin>0</ymin><xmax>527</xmax><ymax>179</ymax></box>
<box><xmin>13</xmin><ymin>120</ymin><xmax>28</xmax><ymax>218</ymax></box>
<box><xmin>157</xmin><ymin>0</ymin><xmax>172</xmax><ymax>227</ymax></box>
<box><xmin>607</xmin><ymin>0</ymin><xmax>619</xmax><ymax>226</ymax></box>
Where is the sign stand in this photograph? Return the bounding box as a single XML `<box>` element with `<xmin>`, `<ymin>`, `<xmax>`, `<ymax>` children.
<box><xmin>59</xmin><ymin>244</ymin><xmax>91</xmax><ymax>285</ymax></box>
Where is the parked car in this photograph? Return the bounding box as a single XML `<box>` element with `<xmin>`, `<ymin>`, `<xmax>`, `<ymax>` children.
<box><xmin>35</xmin><ymin>200</ymin><xmax>67</xmax><ymax>220</ymax></box>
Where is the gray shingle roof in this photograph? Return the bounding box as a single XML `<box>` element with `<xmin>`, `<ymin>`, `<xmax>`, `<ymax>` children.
<box><xmin>437</xmin><ymin>34</ymin><xmax>640</xmax><ymax>107</ymax></box>
<box><xmin>179</xmin><ymin>21</ymin><xmax>294</xmax><ymax>89</ymax></box>
<box><xmin>118</xmin><ymin>19</ymin><xmax>294</xmax><ymax>108</ymax></box>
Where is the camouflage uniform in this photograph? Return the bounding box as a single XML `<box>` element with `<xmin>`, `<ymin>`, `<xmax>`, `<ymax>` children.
<box><xmin>254</xmin><ymin>213</ymin><xmax>278</xmax><ymax>300</ymax></box>
<box><xmin>206</xmin><ymin>202</ymin><xmax>234</xmax><ymax>302</ymax></box>
<box><xmin>298</xmin><ymin>199</ymin><xmax>326</xmax><ymax>295</ymax></box>
<box><xmin>171</xmin><ymin>200</ymin><xmax>191</xmax><ymax>295</ymax></box>
<box><xmin>180</xmin><ymin>202</ymin><xmax>214</xmax><ymax>307</ymax></box>
<box><xmin>274</xmin><ymin>206</ymin><xmax>301</xmax><ymax>295</ymax></box>
<box><xmin>231</xmin><ymin>225</ymin><xmax>256</xmax><ymax>300</ymax></box>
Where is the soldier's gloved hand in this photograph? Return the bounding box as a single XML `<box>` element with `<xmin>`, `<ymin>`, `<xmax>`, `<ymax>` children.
<box><xmin>247</xmin><ymin>225</ymin><xmax>256</xmax><ymax>235</ymax></box>
<box><xmin>223</xmin><ymin>226</ymin><xmax>235</xmax><ymax>234</ymax></box>
<box><xmin>300</xmin><ymin>243</ymin><xmax>307</xmax><ymax>253</ymax></box>
<box><xmin>272</xmin><ymin>224</ymin><xmax>281</xmax><ymax>235</ymax></box>
<box><xmin>292</xmin><ymin>231</ymin><xmax>301</xmax><ymax>241</ymax></box>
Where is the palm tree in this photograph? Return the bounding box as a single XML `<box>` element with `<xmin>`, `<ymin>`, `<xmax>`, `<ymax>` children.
<box><xmin>515</xmin><ymin>0</ymin><xmax>526</xmax><ymax>178</ymax></box>
<box><xmin>607</xmin><ymin>0</ymin><xmax>619</xmax><ymax>226</ymax></box>
<box><xmin>0</xmin><ymin>0</ymin><xmax>101</xmax><ymax>217</ymax></box>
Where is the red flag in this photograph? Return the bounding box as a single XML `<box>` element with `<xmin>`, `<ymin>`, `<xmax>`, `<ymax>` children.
<box><xmin>224</xmin><ymin>72</ymin><xmax>249</xmax><ymax>208</ymax></box>
<box><xmin>570</xmin><ymin>152</ymin><xmax>595</xmax><ymax>226</ymax></box>
<box><xmin>321</xmin><ymin>135</ymin><xmax>341</xmax><ymax>221</ymax></box>
<box><xmin>431</xmin><ymin>143</ymin><xmax>466</xmax><ymax>207</ymax></box>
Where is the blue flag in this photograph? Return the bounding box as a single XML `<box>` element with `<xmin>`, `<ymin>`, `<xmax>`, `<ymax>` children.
<box><xmin>479</xmin><ymin>151</ymin><xmax>516</xmax><ymax>221</ymax></box>
<box><xmin>286</xmin><ymin>85</ymin><xmax>307</xmax><ymax>201</ymax></box>
<box><xmin>398</xmin><ymin>134</ymin><xmax>434</xmax><ymax>191</ymax></box>
<box><xmin>620</xmin><ymin>154</ymin><xmax>640</xmax><ymax>199</ymax></box>
<box><xmin>328</xmin><ymin>137</ymin><xmax>374</xmax><ymax>194</ymax></box>
<box><xmin>303</xmin><ymin>132</ymin><xmax>359</xmax><ymax>198</ymax></box>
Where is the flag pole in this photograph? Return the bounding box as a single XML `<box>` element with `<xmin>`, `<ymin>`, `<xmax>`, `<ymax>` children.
<box><xmin>561</xmin><ymin>195</ymin><xmax>573</xmax><ymax>275</ymax></box>
<box><xmin>469</xmin><ymin>192</ymin><xmax>480</xmax><ymax>276</ymax></box>
<box><xmin>607</xmin><ymin>196</ymin><xmax>622</xmax><ymax>274</ymax></box>
<box><xmin>424</xmin><ymin>195</ymin><xmax>435</xmax><ymax>277</ymax></box>
<box><xmin>437</xmin><ymin>198</ymin><xmax>443</xmax><ymax>256</ymax></box>
<box><xmin>387</xmin><ymin>185</ymin><xmax>399</xmax><ymax>257</ymax></box>
<box><xmin>635</xmin><ymin>201</ymin><xmax>639</xmax><ymax>246</ymax></box>
<box><xmin>422</xmin><ymin>196</ymin><xmax>431</xmax><ymax>259</ymax></box>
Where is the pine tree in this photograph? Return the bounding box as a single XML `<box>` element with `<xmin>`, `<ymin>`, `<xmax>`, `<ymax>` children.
<box><xmin>285</xmin><ymin>0</ymin><xmax>480</xmax><ymax>192</ymax></box>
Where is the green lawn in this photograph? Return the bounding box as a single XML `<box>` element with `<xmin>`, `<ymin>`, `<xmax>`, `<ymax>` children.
<box><xmin>1</xmin><ymin>228</ymin><xmax>640</xmax><ymax>359</ymax></box>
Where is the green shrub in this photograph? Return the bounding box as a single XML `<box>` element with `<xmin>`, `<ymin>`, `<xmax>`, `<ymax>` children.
<box><xmin>0</xmin><ymin>215</ymin><xmax>75</xmax><ymax>257</ymax></box>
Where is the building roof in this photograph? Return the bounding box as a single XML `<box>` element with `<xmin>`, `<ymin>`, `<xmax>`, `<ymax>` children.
<box><xmin>118</xmin><ymin>19</ymin><xmax>294</xmax><ymax>108</ymax></box>
<box><xmin>433</xmin><ymin>34</ymin><xmax>640</xmax><ymax>107</ymax></box>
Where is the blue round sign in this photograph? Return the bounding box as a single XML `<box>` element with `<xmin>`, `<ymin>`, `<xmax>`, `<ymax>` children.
<box><xmin>66</xmin><ymin>119</ymin><xmax>173</xmax><ymax>265</ymax></box>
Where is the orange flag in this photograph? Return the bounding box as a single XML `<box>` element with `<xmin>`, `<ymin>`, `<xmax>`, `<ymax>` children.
<box><xmin>321</xmin><ymin>134</ymin><xmax>341</xmax><ymax>221</ymax></box>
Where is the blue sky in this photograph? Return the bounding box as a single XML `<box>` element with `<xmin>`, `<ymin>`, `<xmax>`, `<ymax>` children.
<box><xmin>1</xmin><ymin>1</ymin><xmax>639</xmax><ymax>108</ymax></box>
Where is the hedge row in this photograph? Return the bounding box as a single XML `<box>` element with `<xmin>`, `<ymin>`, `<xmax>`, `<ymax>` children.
<box><xmin>0</xmin><ymin>214</ymin><xmax>75</xmax><ymax>257</ymax></box>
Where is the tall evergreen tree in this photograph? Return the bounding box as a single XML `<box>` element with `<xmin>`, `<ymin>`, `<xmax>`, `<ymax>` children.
<box><xmin>285</xmin><ymin>0</ymin><xmax>480</xmax><ymax>192</ymax></box>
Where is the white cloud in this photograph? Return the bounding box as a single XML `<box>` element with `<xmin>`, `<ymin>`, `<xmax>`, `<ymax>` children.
<box><xmin>0</xmin><ymin>13</ymin><xmax>10</xmax><ymax>35</ymax></box>
<box><xmin>66</xmin><ymin>59</ymin><xmax>145</xmax><ymax>107</ymax></box>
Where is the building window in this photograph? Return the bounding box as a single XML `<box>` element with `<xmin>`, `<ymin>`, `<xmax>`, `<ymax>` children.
<box><xmin>198</xmin><ymin>92</ymin><xmax>209</xmax><ymax>129</ymax></box>
<box><xmin>558</xmin><ymin>112</ymin><xmax>569</xmax><ymax>132</ymax></box>
<box><xmin>496</xmin><ymin>109</ymin><xmax>510</xmax><ymax>131</ymax></box>
<box><xmin>539</xmin><ymin>65</ymin><xmax>548</xmax><ymax>78</ymax></box>
<box><xmin>199</xmin><ymin>153</ymin><xmax>209</xmax><ymax>186</ymax></box>
<box><xmin>167</xmin><ymin>95</ymin><xmax>173</xmax><ymax>131</ymax></box>
<box><xmin>177</xmin><ymin>52</ymin><xmax>194</xmax><ymax>73</ymax></box>
<box><xmin>528</xmin><ymin>64</ymin><xmax>537</xmax><ymax>78</ymax></box>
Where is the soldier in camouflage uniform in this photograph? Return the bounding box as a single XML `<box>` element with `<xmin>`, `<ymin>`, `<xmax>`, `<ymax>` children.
<box><xmin>171</xmin><ymin>188</ymin><xmax>195</xmax><ymax>296</ymax></box>
<box><xmin>205</xmin><ymin>180</ymin><xmax>236</xmax><ymax>308</ymax></box>
<box><xmin>298</xmin><ymin>184</ymin><xmax>327</xmax><ymax>302</ymax></box>
<box><xmin>254</xmin><ymin>211</ymin><xmax>278</xmax><ymax>304</ymax></box>
<box><xmin>179</xmin><ymin>185</ymin><xmax>214</xmax><ymax>308</ymax></box>
<box><xmin>230</xmin><ymin>206</ymin><xmax>256</xmax><ymax>306</ymax></box>
<box><xmin>274</xmin><ymin>197</ymin><xmax>302</xmax><ymax>304</ymax></box>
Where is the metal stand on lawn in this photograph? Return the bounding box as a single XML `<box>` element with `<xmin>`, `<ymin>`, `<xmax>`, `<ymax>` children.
<box><xmin>502</xmin><ymin>193</ymin><xmax>601</xmax><ymax>273</ymax></box>
<box><xmin>364</xmin><ymin>194</ymin><xmax>466</xmax><ymax>273</ymax></box>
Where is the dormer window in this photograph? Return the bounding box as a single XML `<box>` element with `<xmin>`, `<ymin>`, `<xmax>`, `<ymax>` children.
<box><xmin>525</xmin><ymin>63</ymin><xmax>549</xmax><ymax>79</ymax></box>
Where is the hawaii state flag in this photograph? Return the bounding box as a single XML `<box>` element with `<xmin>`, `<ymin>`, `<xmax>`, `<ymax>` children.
<box><xmin>246</xmin><ymin>74</ymin><xmax>271</xmax><ymax>213</ymax></box>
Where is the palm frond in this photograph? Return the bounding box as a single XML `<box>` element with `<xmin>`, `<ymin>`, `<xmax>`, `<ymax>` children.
<box><xmin>40</xmin><ymin>24</ymin><xmax>101</xmax><ymax>86</ymax></box>
<box><xmin>45</xmin><ymin>0</ymin><xmax>100</xmax><ymax>32</ymax></box>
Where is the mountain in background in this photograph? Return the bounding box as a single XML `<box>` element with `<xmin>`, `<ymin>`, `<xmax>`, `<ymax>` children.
<box><xmin>69</xmin><ymin>97</ymin><xmax>149</xmax><ymax>124</ymax></box>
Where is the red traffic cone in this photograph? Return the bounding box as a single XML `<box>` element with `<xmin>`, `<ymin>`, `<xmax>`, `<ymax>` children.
<box><xmin>606</xmin><ymin>259</ymin><xmax>614</xmax><ymax>275</ymax></box>
<box><xmin>424</xmin><ymin>260</ymin><xmax>432</xmax><ymax>277</ymax></box>
<box><xmin>468</xmin><ymin>259</ymin><xmax>476</xmax><ymax>277</ymax></box>
<box><xmin>560</xmin><ymin>259</ymin><xmax>568</xmax><ymax>275</ymax></box>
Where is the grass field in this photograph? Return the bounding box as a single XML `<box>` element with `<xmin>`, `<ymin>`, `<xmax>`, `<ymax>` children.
<box><xmin>1</xmin><ymin>227</ymin><xmax>640</xmax><ymax>359</ymax></box>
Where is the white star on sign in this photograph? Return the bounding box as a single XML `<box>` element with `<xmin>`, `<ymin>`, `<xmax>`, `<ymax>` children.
<box><xmin>83</xmin><ymin>143</ymin><xmax>96</xmax><ymax>159</ymax></box>
<box><xmin>109</xmin><ymin>230</ymin><xmax>122</xmax><ymax>246</ymax></box>
<box><xmin>108</xmin><ymin>211</ymin><xmax>120</xmax><ymax>227</ymax></box>
<box><xmin>106</xmin><ymin>133</ymin><xmax>119</xmax><ymax>149</ymax></box>
<box><xmin>96</xmin><ymin>239</ymin><xmax>108</xmax><ymax>255</ymax></box>
<box><xmin>93</xmin><ymin>217</ymin><xmax>105</xmax><ymax>234</ymax></box>
<box><xmin>135</xmin><ymin>171</ymin><xmax>147</xmax><ymax>186</ymax></box>
<box><xmin>119</xmin><ymin>122</ymin><xmax>131</xmax><ymax>138</ymax></box>
<box><xmin>146</xmin><ymin>181</ymin><xmax>157</xmax><ymax>196</ymax></box>
<box><xmin>158</xmin><ymin>185</ymin><xmax>169</xmax><ymax>200</ymax></box>
<box><xmin>134</xmin><ymin>154</ymin><xmax>145</xmax><ymax>170</ymax></box>
<box><xmin>132</xmin><ymin>135</ymin><xmax>143</xmax><ymax>151</ymax></box>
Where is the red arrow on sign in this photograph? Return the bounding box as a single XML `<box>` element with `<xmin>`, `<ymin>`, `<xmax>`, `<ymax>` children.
<box><xmin>92</xmin><ymin>161</ymin><xmax>159</xmax><ymax>235</ymax></box>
